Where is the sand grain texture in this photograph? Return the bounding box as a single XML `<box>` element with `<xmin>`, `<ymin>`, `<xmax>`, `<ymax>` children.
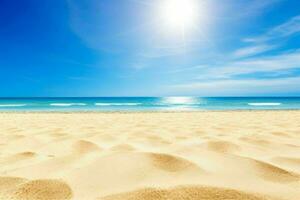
<box><xmin>99</xmin><ymin>186</ymin><xmax>272</xmax><ymax>200</ymax></box>
<box><xmin>0</xmin><ymin>112</ymin><xmax>299</xmax><ymax>200</ymax></box>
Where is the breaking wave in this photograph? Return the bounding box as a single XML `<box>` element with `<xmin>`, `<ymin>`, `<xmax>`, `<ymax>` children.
<box><xmin>95</xmin><ymin>103</ymin><xmax>142</xmax><ymax>106</ymax></box>
<box><xmin>50</xmin><ymin>103</ymin><xmax>86</xmax><ymax>107</ymax></box>
<box><xmin>248</xmin><ymin>103</ymin><xmax>282</xmax><ymax>106</ymax></box>
<box><xmin>0</xmin><ymin>104</ymin><xmax>27</xmax><ymax>107</ymax></box>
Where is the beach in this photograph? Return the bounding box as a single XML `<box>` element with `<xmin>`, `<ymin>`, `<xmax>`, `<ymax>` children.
<box><xmin>0</xmin><ymin>111</ymin><xmax>299</xmax><ymax>200</ymax></box>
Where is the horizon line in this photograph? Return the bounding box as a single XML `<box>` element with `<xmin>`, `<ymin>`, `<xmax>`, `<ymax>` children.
<box><xmin>1</xmin><ymin>96</ymin><xmax>300</xmax><ymax>98</ymax></box>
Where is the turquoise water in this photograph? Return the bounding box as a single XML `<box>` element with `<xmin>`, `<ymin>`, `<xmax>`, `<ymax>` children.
<box><xmin>0</xmin><ymin>97</ymin><xmax>300</xmax><ymax>111</ymax></box>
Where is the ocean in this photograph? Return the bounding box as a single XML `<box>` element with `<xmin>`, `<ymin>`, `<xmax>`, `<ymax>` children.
<box><xmin>0</xmin><ymin>97</ymin><xmax>300</xmax><ymax>112</ymax></box>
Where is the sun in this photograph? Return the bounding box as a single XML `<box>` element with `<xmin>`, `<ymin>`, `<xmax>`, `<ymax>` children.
<box><xmin>160</xmin><ymin>0</ymin><xmax>198</xmax><ymax>30</ymax></box>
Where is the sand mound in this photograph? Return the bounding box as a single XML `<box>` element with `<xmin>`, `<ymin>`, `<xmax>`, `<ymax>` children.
<box><xmin>65</xmin><ymin>152</ymin><xmax>205</xmax><ymax>199</ymax></box>
<box><xmin>1</xmin><ymin>112</ymin><xmax>300</xmax><ymax>199</ymax></box>
<box><xmin>99</xmin><ymin>185</ymin><xmax>272</xmax><ymax>200</ymax></box>
<box><xmin>253</xmin><ymin>160</ymin><xmax>300</xmax><ymax>182</ymax></box>
<box><xmin>12</xmin><ymin>179</ymin><xmax>72</xmax><ymax>200</ymax></box>
<box><xmin>149</xmin><ymin>153</ymin><xmax>199</xmax><ymax>172</ymax></box>
<box><xmin>72</xmin><ymin>140</ymin><xmax>100</xmax><ymax>154</ymax></box>
<box><xmin>202</xmin><ymin>140</ymin><xmax>240</xmax><ymax>153</ymax></box>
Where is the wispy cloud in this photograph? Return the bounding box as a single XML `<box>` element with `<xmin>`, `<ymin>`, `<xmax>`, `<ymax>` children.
<box><xmin>168</xmin><ymin>76</ymin><xmax>300</xmax><ymax>96</ymax></box>
<box><xmin>165</xmin><ymin>48</ymin><xmax>300</xmax><ymax>96</ymax></box>
<box><xmin>170</xmin><ymin>49</ymin><xmax>300</xmax><ymax>79</ymax></box>
<box><xmin>200</xmin><ymin>49</ymin><xmax>300</xmax><ymax>79</ymax></box>
<box><xmin>245</xmin><ymin>15</ymin><xmax>300</xmax><ymax>43</ymax></box>
<box><xmin>165</xmin><ymin>11</ymin><xmax>300</xmax><ymax>96</ymax></box>
<box><xmin>233</xmin><ymin>15</ymin><xmax>300</xmax><ymax>59</ymax></box>
<box><xmin>233</xmin><ymin>45</ymin><xmax>276</xmax><ymax>58</ymax></box>
<box><xmin>169</xmin><ymin>65</ymin><xmax>209</xmax><ymax>73</ymax></box>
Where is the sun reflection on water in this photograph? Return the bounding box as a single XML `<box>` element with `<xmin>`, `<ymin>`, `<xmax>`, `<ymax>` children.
<box><xmin>161</xmin><ymin>97</ymin><xmax>199</xmax><ymax>105</ymax></box>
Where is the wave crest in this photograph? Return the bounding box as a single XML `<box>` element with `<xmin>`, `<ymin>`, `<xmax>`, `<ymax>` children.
<box><xmin>248</xmin><ymin>103</ymin><xmax>282</xmax><ymax>106</ymax></box>
<box><xmin>50</xmin><ymin>103</ymin><xmax>86</xmax><ymax>107</ymax></box>
<box><xmin>0</xmin><ymin>104</ymin><xmax>26</xmax><ymax>107</ymax></box>
<box><xmin>95</xmin><ymin>103</ymin><xmax>142</xmax><ymax>106</ymax></box>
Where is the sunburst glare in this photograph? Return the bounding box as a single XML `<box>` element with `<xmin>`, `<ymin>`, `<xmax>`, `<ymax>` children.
<box><xmin>160</xmin><ymin>0</ymin><xmax>199</xmax><ymax>30</ymax></box>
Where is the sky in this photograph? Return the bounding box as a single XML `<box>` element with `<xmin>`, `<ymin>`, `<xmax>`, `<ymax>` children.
<box><xmin>0</xmin><ymin>0</ymin><xmax>300</xmax><ymax>97</ymax></box>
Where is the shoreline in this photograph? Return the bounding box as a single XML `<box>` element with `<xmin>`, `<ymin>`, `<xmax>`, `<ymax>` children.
<box><xmin>1</xmin><ymin>109</ymin><xmax>300</xmax><ymax>114</ymax></box>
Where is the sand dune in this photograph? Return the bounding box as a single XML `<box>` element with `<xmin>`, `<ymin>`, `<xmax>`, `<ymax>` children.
<box><xmin>0</xmin><ymin>112</ymin><xmax>299</xmax><ymax>199</ymax></box>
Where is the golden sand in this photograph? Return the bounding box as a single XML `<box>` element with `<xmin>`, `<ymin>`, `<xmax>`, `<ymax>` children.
<box><xmin>0</xmin><ymin>111</ymin><xmax>300</xmax><ymax>200</ymax></box>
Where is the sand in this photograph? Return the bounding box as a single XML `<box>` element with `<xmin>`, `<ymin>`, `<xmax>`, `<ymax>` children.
<box><xmin>0</xmin><ymin>111</ymin><xmax>299</xmax><ymax>200</ymax></box>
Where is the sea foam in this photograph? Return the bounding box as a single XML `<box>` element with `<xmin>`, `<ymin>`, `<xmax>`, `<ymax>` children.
<box><xmin>248</xmin><ymin>103</ymin><xmax>282</xmax><ymax>106</ymax></box>
<box><xmin>50</xmin><ymin>103</ymin><xmax>86</xmax><ymax>107</ymax></box>
<box><xmin>0</xmin><ymin>104</ymin><xmax>26</xmax><ymax>107</ymax></box>
<box><xmin>95</xmin><ymin>103</ymin><xmax>142</xmax><ymax>106</ymax></box>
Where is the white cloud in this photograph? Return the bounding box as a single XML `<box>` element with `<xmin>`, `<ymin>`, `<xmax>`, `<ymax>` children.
<box><xmin>200</xmin><ymin>49</ymin><xmax>300</xmax><ymax>79</ymax></box>
<box><xmin>245</xmin><ymin>15</ymin><xmax>300</xmax><ymax>42</ymax></box>
<box><xmin>168</xmin><ymin>49</ymin><xmax>300</xmax><ymax>79</ymax></box>
<box><xmin>234</xmin><ymin>15</ymin><xmax>300</xmax><ymax>60</ymax></box>
<box><xmin>168</xmin><ymin>76</ymin><xmax>300</xmax><ymax>96</ymax></box>
<box><xmin>233</xmin><ymin>45</ymin><xmax>276</xmax><ymax>58</ymax></box>
<box><xmin>165</xmin><ymin>48</ymin><xmax>300</xmax><ymax>96</ymax></box>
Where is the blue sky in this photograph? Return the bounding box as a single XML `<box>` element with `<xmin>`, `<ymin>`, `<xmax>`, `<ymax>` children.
<box><xmin>0</xmin><ymin>0</ymin><xmax>300</xmax><ymax>97</ymax></box>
